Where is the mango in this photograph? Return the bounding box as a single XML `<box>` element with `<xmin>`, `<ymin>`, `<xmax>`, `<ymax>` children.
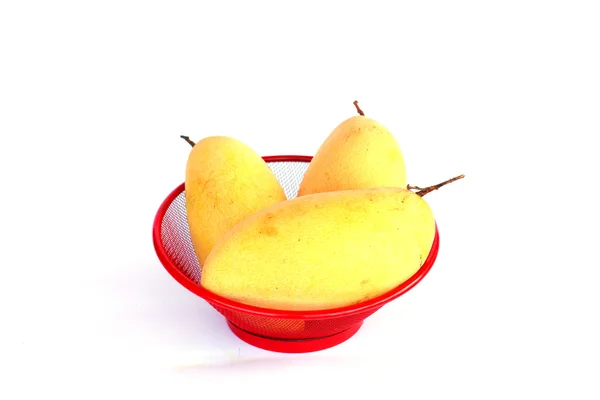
<box><xmin>200</xmin><ymin>187</ymin><xmax>436</xmax><ymax>311</ymax></box>
<box><xmin>298</xmin><ymin>106</ymin><xmax>407</xmax><ymax>196</ymax></box>
<box><xmin>184</xmin><ymin>136</ymin><xmax>286</xmax><ymax>266</ymax></box>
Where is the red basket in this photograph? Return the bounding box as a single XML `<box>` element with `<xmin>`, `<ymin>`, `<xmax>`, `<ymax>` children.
<box><xmin>152</xmin><ymin>155</ymin><xmax>440</xmax><ymax>353</ymax></box>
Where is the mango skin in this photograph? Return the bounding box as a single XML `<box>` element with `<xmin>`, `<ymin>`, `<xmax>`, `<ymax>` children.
<box><xmin>298</xmin><ymin>115</ymin><xmax>407</xmax><ymax>196</ymax></box>
<box><xmin>185</xmin><ymin>136</ymin><xmax>286</xmax><ymax>266</ymax></box>
<box><xmin>200</xmin><ymin>187</ymin><xmax>436</xmax><ymax>311</ymax></box>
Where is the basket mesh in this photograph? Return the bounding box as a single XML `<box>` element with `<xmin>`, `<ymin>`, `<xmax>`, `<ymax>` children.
<box><xmin>158</xmin><ymin>159</ymin><xmax>383</xmax><ymax>340</ymax></box>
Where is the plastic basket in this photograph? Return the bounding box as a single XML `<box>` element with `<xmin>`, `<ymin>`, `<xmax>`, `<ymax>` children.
<box><xmin>152</xmin><ymin>155</ymin><xmax>439</xmax><ymax>353</ymax></box>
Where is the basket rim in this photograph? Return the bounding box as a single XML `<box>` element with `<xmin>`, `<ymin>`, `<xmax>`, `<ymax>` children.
<box><xmin>152</xmin><ymin>155</ymin><xmax>439</xmax><ymax>320</ymax></box>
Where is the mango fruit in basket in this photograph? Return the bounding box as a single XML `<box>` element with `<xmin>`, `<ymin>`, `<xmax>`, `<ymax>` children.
<box><xmin>298</xmin><ymin>101</ymin><xmax>407</xmax><ymax>196</ymax></box>
<box><xmin>200</xmin><ymin>186</ymin><xmax>437</xmax><ymax>311</ymax></box>
<box><xmin>183</xmin><ymin>101</ymin><xmax>463</xmax><ymax>314</ymax></box>
<box><xmin>182</xmin><ymin>135</ymin><xmax>286</xmax><ymax>265</ymax></box>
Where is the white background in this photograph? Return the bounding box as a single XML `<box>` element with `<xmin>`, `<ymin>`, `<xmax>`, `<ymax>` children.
<box><xmin>1</xmin><ymin>0</ymin><xmax>599</xmax><ymax>398</ymax></box>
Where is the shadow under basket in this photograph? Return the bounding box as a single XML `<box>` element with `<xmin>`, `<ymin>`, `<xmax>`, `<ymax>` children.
<box><xmin>152</xmin><ymin>155</ymin><xmax>440</xmax><ymax>353</ymax></box>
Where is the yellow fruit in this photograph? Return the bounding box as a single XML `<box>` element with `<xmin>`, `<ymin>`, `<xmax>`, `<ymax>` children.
<box><xmin>185</xmin><ymin>136</ymin><xmax>286</xmax><ymax>266</ymax></box>
<box><xmin>200</xmin><ymin>187</ymin><xmax>436</xmax><ymax>311</ymax></box>
<box><xmin>298</xmin><ymin>113</ymin><xmax>407</xmax><ymax>196</ymax></box>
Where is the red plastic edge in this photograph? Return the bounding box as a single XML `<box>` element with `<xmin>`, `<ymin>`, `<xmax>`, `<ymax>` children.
<box><xmin>152</xmin><ymin>155</ymin><xmax>439</xmax><ymax>320</ymax></box>
<box><xmin>262</xmin><ymin>155</ymin><xmax>313</xmax><ymax>163</ymax></box>
<box><xmin>226</xmin><ymin>320</ymin><xmax>363</xmax><ymax>353</ymax></box>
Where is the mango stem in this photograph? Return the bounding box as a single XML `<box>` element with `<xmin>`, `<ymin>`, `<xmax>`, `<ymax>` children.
<box><xmin>353</xmin><ymin>100</ymin><xmax>365</xmax><ymax>116</ymax></box>
<box><xmin>180</xmin><ymin>135</ymin><xmax>195</xmax><ymax>147</ymax></box>
<box><xmin>408</xmin><ymin>174</ymin><xmax>465</xmax><ymax>197</ymax></box>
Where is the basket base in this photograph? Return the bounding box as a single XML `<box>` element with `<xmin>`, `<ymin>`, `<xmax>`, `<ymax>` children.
<box><xmin>226</xmin><ymin>321</ymin><xmax>363</xmax><ymax>354</ymax></box>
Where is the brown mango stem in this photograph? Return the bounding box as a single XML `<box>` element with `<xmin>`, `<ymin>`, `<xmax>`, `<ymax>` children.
<box><xmin>180</xmin><ymin>135</ymin><xmax>195</xmax><ymax>147</ymax></box>
<box><xmin>408</xmin><ymin>174</ymin><xmax>465</xmax><ymax>197</ymax></box>
<box><xmin>353</xmin><ymin>100</ymin><xmax>365</xmax><ymax>116</ymax></box>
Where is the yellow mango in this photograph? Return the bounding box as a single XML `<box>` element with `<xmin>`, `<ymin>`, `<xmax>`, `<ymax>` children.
<box><xmin>298</xmin><ymin>111</ymin><xmax>407</xmax><ymax>196</ymax></box>
<box><xmin>200</xmin><ymin>187</ymin><xmax>436</xmax><ymax>311</ymax></box>
<box><xmin>184</xmin><ymin>136</ymin><xmax>286</xmax><ymax>266</ymax></box>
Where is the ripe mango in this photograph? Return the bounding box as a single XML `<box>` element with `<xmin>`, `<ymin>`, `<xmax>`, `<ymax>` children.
<box><xmin>200</xmin><ymin>187</ymin><xmax>436</xmax><ymax>311</ymax></box>
<box><xmin>185</xmin><ymin>136</ymin><xmax>286</xmax><ymax>266</ymax></box>
<box><xmin>298</xmin><ymin>113</ymin><xmax>407</xmax><ymax>196</ymax></box>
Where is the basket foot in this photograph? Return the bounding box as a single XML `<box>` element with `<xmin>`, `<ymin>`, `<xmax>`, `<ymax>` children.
<box><xmin>226</xmin><ymin>321</ymin><xmax>363</xmax><ymax>354</ymax></box>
